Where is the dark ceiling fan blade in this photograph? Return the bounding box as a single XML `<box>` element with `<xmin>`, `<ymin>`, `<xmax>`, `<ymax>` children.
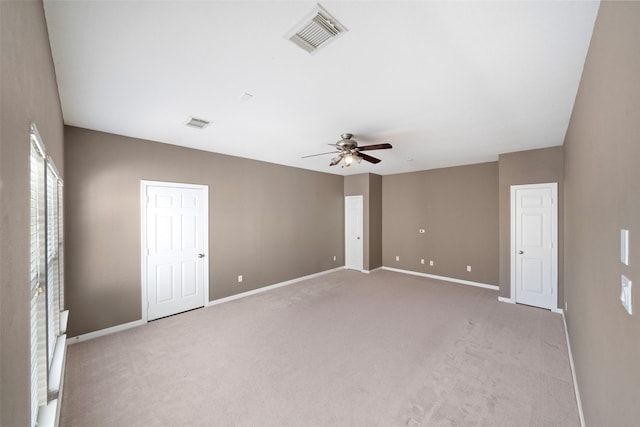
<box><xmin>301</xmin><ymin>151</ymin><xmax>339</xmax><ymax>158</ymax></box>
<box><xmin>357</xmin><ymin>143</ymin><xmax>393</xmax><ymax>151</ymax></box>
<box><xmin>358</xmin><ymin>152</ymin><xmax>381</xmax><ymax>164</ymax></box>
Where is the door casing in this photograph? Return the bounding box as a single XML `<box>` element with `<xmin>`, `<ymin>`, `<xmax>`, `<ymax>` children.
<box><xmin>510</xmin><ymin>182</ymin><xmax>558</xmax><ymax>310</ymax></box>
<box><xmin>140</xmin><ymin>180</ymin><xmax>209</xmax><ymax>322</ymax></box>
<box><xmin>345</xmin><ymin>195</ymin><xmax>364</xmax><ymax>271</ymax></box>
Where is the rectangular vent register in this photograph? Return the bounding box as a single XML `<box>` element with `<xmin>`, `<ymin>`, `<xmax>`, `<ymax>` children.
<box><xmin>287</xmin><ymin>5</ymin><xmax>347</xmax><ymax>54</ymax></box>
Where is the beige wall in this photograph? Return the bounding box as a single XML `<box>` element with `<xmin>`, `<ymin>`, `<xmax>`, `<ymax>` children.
<box><xmin>382</xmin><ymin>162</ymin><xmax>499</xmax><ymax>285</ymax></box>
<box><xmin>0</xmin><ymin>1</ymin><xmax>65</xmax><ymax>425</ymax></box>
<box><xmin>344</xmin><ymin>173</ymin><xmax>382</xmax><ymax>271</ymax></box>
<box><xmin>498</xmin><ymin>146</ymin><xmax>564</xmax><ymax>301</ymax></box>
<box><xmin>563</xmin><ymin>2</ymin><xmax>640</xmax><ymax>425</ymax></box>
<box><xmin>368</xmin><ymin>174</ymin><xmax>382</xmax><ymax>270</ymax></box>
<box><xmin>64</xmin><ymin>126</ymin><xmax>344</xmax><ymax>337</ymax></box>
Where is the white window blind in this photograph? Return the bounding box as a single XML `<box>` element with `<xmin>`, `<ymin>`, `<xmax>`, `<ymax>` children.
<box><xmin>46</xmin><ymin>161</ymin><xmax>61</xmax><ymax>367</ymax></box>
<box><xmin>30</xmin><ymin>123</ymin><xmax>65</xmax><ymax>427</ymax></box>
<box><xmin>30</xmin><ymin>126</ymin><xmax>48</xmax><ymax>427</ymax></box>
<box><xmin>57</xmin><ymin>182</ymin><xmax>65</xmax><ymax>313</ymax></box>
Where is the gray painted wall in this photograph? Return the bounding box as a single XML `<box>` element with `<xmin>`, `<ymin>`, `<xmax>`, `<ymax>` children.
<box><xmin>64</xmin><ymin>126</ymin><xmax>344</xmax><ymax>337</ymax></box>
<box><xmin>368</xmin><ymin>174</ymin><xmax>382</xmax><ymax>270</ymax></box>
<box><xmin>0</xmin><ymin>1</ymin><xmax>65</xmax><ymax>425</ymax></box>
<box><xmin>382</xmin><ymin>162</ymin><xmax>499</xmax><ymax>285</ymax></box>
<box><xmin>5</xmin><ymin>1</ymin><xmax>639</xmax><ymax>424</ymax></box>
<box><xmin>563</xmin><ymin>2</ymin><xmax>640</xmax><ymax>425</ymax></box>
<box><xmin>498</xmin><ymin>146</ymin><xmax>564</xmax><ymax>302</ymax></box>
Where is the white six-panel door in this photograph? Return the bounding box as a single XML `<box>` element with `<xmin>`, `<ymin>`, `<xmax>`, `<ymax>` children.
<box><xmin>511</xmin><ymin>183</ymin><xmax>557</xmax><ymax>310</ymax></box>
<box><xmin>345</xmin><ymin>195</ymin><xmax>363</xmax><ymax>271</ymax></box>
<box><xmin>142</xmin><ymin>181</ymin><xmax>208</xmax><ymax>321</ymax></box>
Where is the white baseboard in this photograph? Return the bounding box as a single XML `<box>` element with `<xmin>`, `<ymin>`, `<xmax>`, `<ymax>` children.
<box><xmin>362</xmin><ymin>267</ymin><xmax>382</xmax><ymax>274</ymax></box>
<box><xmin>69</xmin><ymin>268</ymin><xmax>346</xmax><ymax>344</ymax></box>
<box><xmin>207</xmin><ymin>266</ymin><xmax>345</xmax><ymax>307</ymax></box>
<box><xmin>68</xmin><ymin>319</ymin><xmax>146</xmax><ymax>344</ymax></box>
<box><xmin>560</xmin><ymin>310</ymin><xmax>585</xmax><ymax>427</ymax></box>
<box><xmin>498</xmin><ymin>296</ymin><xmax>563</xmax><ymax>314</ymax></box>
<box><xmin>382</xmin><ymin>267</ymin><xmax>499</xmax><ymax>291</ymax></box>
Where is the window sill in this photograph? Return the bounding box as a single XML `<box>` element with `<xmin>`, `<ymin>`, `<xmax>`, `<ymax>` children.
<box><xmin>48</xmin><ymin>334</ymin><xmax>66</xmax><ymax>395</ymax></box>
<box><xmin>36</xmin><ymin>398</ymin><xmax>58</xmax><ymax>427</ymax></box>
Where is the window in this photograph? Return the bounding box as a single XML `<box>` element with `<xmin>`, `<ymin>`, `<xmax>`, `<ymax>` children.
<box><xmin>29</xmin><ymin>123</ymin><xmax>65</xmax><ymax>426</ymax></box>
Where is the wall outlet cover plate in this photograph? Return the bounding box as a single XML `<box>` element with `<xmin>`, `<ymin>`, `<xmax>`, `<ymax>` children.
<box><xmin>621</xmin><ymin>275</ymin><xmax>632</xmax><ymax>315</ymax></box>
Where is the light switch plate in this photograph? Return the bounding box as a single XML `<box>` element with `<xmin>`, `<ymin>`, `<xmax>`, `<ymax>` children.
<box><xmin>621</xmin><ymin>275</ymin><xmax>632</xmax><ymax>315</ymax></box>
<box><xmin>621</xmin><ymin>229</ymin><xmax>629</xmax><ymax>265</ymax></box>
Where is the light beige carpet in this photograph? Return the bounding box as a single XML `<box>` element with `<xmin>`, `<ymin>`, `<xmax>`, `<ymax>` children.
<box><xmin>60</xmin><ymin>270</ymin><xmax>579</xmax><ymax>426</ymax></box>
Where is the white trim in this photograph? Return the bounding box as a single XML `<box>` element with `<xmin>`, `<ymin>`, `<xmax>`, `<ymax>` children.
<box><xmin>46</xmin><ymin>156</ymin><xmax>62</xmax><ymax>182</ymax></box>
<box><xmin>498</xmin><ymin>296</ymin><xmax>515</xmax><ymax>304</ymax></box>
<box><xmin>510</xmin><ymin>182</ymin><xmax>559</xmax><ymax>310</ymax></box>
<box><xmin>30</xmin><ymin>122</ymin><xmax>46</xmax><ymax>157</ymax></box>
<box><xmin>362</xmin><ymin>267</ymin><xmax>382</xmax><ymax>274</ymax></box>
<box><xmin>36</xmin><ymin>398</ymin><xmax>58</xmax><ymax>427</ymax></box>
<box><xmin>59</xmin><ymin>310</ymin><xmax>69</xmax><ymax>335</ymax></box>
<box><xmin>208</xmin><ymin>267</ymin><xmax>345</xmax><ymax>307</ymax></box>
<box><xmin>68</xmin><ymin>319</ymin><xmax>145</xmax><ymax>344</ymax></box>
<box><xmin>381</xmin><ymin>267</ymin><xmax>499</xmax><ymax>291</ymax></box>
<box><xmin>560</xmin><ymin>309</ymin><xmax>585</xmax><ymax>427</ymax></box>
<box><xmin>47</xmin><ymin>334</ymin><xmax>66</xmax><ymax>394</ymax></box>
<box><xmin>69</xmin><ymin>268</ymin><xmax>345</xmax><ymax>343</ymax></box>
<box><xmin>140</xmin><ymin>180</ymin><xmax>210</xmax><ymax>323</ymax></box>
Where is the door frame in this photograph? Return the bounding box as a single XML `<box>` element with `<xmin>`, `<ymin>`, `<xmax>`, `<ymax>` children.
<box><xmin>140</xmin><ymin>180</ymin><xmax>209</xmax><ymax>322</ymax></box>
<box><xmin>510</xmin><ymin>182</ymin><xmax>558</xmax><ymax>310</ymax></box>
<box><xmin>345</xmin><ymin>195</ymin><xmax>364</xmax><ymax>271</ymax></box>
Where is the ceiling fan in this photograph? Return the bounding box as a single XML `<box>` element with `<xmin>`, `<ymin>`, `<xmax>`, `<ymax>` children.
<box><xmin>302</xmin><ymin>133</ymin><xmax>393</xmax><ymax>168</ymax></box>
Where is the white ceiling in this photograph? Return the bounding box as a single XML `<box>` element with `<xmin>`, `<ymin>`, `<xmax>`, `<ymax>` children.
<box><xmin>43</xmin><ymin>0</ymin><xmax>600</xmax><ymax>176</ymax></box>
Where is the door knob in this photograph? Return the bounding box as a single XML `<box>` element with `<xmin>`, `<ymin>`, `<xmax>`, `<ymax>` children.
<box><xmin>198</xmin><ymin>253</ymin><xmax>205</xmax><ymax>258</ymax></box>
<box><xmin>357</xmin><ymin>237</ymin><xmax>360</xmax><ymax>240</ymax></box>
<box><xmin>518</xmin><ymin>250</ymin><xmax>524</xmax><ymax>254</ymax></box>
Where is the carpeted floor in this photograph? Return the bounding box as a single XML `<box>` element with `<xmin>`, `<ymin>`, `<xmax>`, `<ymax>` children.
<box><xmin>60</xmin><ymin>269</ymin><xmax>579</xmax><ymax>426</ymax></box>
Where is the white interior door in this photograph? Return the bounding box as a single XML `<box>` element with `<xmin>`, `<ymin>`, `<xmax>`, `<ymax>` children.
<box><xmin>345</xmin><ymin>195</ymin><xmax>363</xmax><ymax>271</ymax></box>
<box><xmin>143</xmin><ymin>182</ymin><xmax>208</xmax><ymax>321</ymax></box>
<box><xmin>511</xmin><ymin>183</ymin><xmax>558</xmax><ymax>310</ymax></box>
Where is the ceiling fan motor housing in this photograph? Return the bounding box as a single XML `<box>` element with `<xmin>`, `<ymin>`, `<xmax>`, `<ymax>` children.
<box><xmin>337</xmin><ymin>133</ymin><xmax>357</xmax><ymax>150</ymax></box>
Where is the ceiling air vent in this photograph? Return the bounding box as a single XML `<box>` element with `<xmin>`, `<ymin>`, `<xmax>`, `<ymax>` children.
<box><xmin>185</xmin><ymin>117</ymin><xmax>210</xmax><ymax>129</ymax></box>
<box><xmin>286</xmin><ymin>5</ymin><xmax>347</xmax><ymax>54</ymax></box>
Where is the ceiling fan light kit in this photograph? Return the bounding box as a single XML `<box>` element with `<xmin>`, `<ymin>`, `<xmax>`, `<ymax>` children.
<box><xmin>303</xmin><ymin>133</ymin><xmax>392</xmax><ymax>168</ymax></box>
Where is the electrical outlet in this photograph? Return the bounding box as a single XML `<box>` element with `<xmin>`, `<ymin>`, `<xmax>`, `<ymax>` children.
<box><xmin>419</xmin><ymin>228</ymin><xmax>426</xmax><ymax>234</ymax></box>
<box><xmin>238</xmin><ymin>275</ymin><xmax>243</xmax><ymax>283</ymax></box>
<box><xmin>333</xmin><ymin>255</ymin><xmax>337</xmax><ymax>261</ymax></box>
<box><xmin>466</xmin><ymin>265</ymin><xmax>471</xmax><ymax>272</ymax></box>
<box><xmin>421</xmin><ymin>259</ymin><xmax>425</xmax><ymax>265</ymax></box>
<box><xmin>396</xmin><ymin>256</ymin><xmax>400</xmax><ymax>262</ymax></box>
<box><xmin>429</xmin><ymin>260</ymin><xmax>434</xmax><ymax>267</ymax></box>
<box><xmin>565</xmin><ymin>301</ymin><xmax>568</xmax><ymax>312</ymax></box>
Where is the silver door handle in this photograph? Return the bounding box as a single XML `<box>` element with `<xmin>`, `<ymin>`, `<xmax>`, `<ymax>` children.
<box><xmin>198</xmin><ymin>253</ymin><xmax>205</xmax><ymax>258</ymax></box>
<box><xmin>518</xmin><ymin>250</ymin><xmax>524</xmax><ymax>255</ymax></box>
<box><xmin>357</xmin><ymin>237</ymin><xmax>360</xmax><ymax>240</ymax></box>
